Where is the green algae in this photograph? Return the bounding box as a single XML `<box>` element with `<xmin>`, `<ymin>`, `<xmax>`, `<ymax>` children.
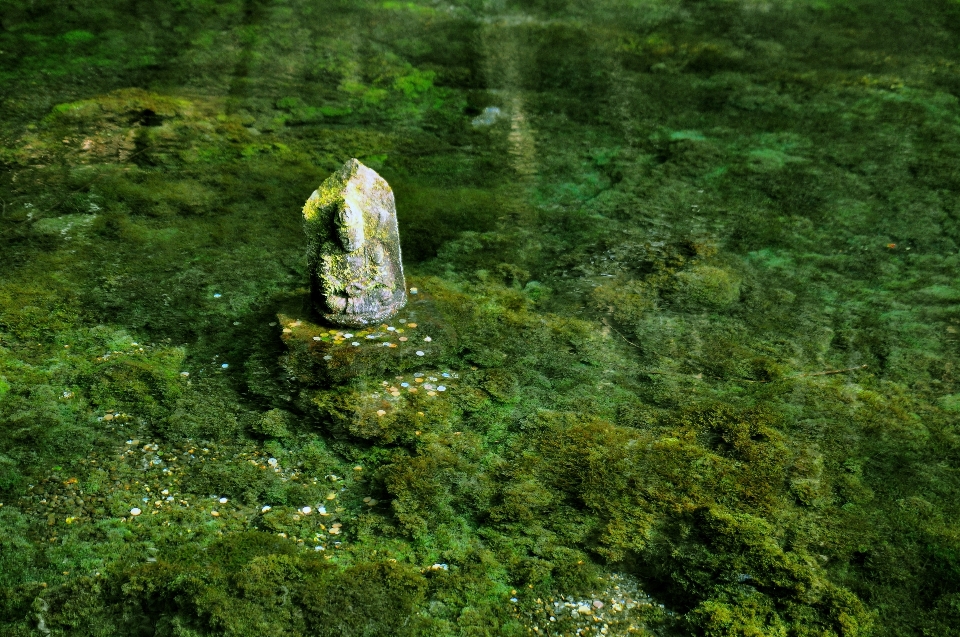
<box><xmin>2</xmin><ymin>0</ymin><xmax>960</xmax><ymax>635</ymax></box>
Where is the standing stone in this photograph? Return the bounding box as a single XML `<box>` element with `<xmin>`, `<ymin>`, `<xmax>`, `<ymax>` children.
<box><xmin>303</xmin><ymin>159</ymin><xmax>406</xmax><ymax>326</ymax></box>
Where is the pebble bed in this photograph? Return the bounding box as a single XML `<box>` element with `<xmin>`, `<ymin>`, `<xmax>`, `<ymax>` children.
<box><xmin>16</xmin><ymin>438</ymin><xmax>359</xmax><ymax>556</ymax></box>
<box><xmin>509</xmin><ymin>574</ymin><xmax>666</xmax><ymax>636</ymax></box>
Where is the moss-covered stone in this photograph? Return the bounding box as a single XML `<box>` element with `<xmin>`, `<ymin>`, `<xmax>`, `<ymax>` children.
<box><xmin>303</xmin><ymin>159</ymin><xmax>407</xmax><ymax>326</ymax></box>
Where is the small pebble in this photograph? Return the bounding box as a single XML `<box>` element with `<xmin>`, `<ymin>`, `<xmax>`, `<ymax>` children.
<box><xmin>323</xmin><ymin>355</ymin><xmax>332</xmax><ymax>361</ymax></box>
<box><xmin>313</xmin><ymin>336</ymin><xmax>321</xmax><ymax>341</ymax></box>
<box><xmin>213</xmin><ymin>293</ymin><xmax>222</xmax><ymax>298</ymax></box>
<box><xmin>437</xmin><ymin>385</ymin><xmax>446</xmax><ymax>391</ymax></box>
<box><xmin>261</xmin><ymin>505</ymin><xmax>272</xmax><ymax>512</ymax></box>
<box><xmin>211</xmin><ymin>511</ymin><xmax>220</xmax><ymax>517</ymax></box>
<box><xmin>424</xmin><ymin>336</ymin><xmax>432</xmax><ymax>342</ymax></box>
<box><xmin>399</xmin><ymin>337</ymin><xmax>408</xmax><ymax>341</ymax></box>
<box><xmin>344</xmin><ymin>333</ymin><xmax>353</xmax><ymax>338</ymax></box>
<box><xmin>221</xmin><ymin>363</ymin><xmax>229</xmax><ymax>369</ymax></box>
<box><xmin>268</xmin><ymin>458</ymin><xmax>278</xmax><ymax>466</ymax></box>
<box><xmin>376</xmin><ymin>409</ymin><xmax>387</xmax><ymax>417</ymax></box>
<box><xmin>130</xmin><ymin>508</ymin><xmax>141</xmax><ymax>516</ymax></box>
<box><xmin>180</xmin><ymin>371</ymin><xmax>189</xmax><ymax>377</ymax></box>
<box><xmin>351</xmin><ymin>342</ymin><xmax>360</xmax><ymax>347</ymax></box>
<box><xmin>219</xmin><ymin>497</ymin><xmax>228</xmax><ymax>504</ymax></box>
<box><xmin>416</xmin><ymin>351</ymin><xmax>424</xmax><ymax>356</ymax></box>
<box><xmin>301</xmin><ymin>506</ymin><xmax>312</xmax><ymax>514</ymax></box>
<box><xmin>409</xmin><ymin>288</ymin><xmax>418</xmax><ymax>294</ymax></box>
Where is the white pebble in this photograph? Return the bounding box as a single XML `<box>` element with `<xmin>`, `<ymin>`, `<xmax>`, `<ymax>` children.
<box><xmin>323</xmin><ymin>355</ymin><xmax>332</xmax><ymax>360</ymax></box>
<box><xmin>301</xmin><ymin>506</ymin><xmax>312</xmax><ymax>514</ymax></box>
<box><xmin>221</xmin><ymin>363</ymin><xmax>229</xmax><ymax>369</ymax></box>
<box><xmin>213</xmin><ymin>293</ymin><xmax>222</xmax><ymax>298</ymax></box>
<box><xmin>387</xmin><ymin>326</ymin><xmax>396</xmax><ymax>331</ymax></box>
<box><xmin>423</xmin><ymin>336</ymin><xmax>432</xmax><ymax>342</ymax></box>
<box><xmin>180</xmin><ymin>371</ymin><xmax>189</xmax><ymax>377</ymax></box>
<box><xmin>268</xmin><ymin>458</ymin><xmax>278</xmax><ymax>466</ymax></box>
<box><xmin>416</xmin><ymin>351</ymin><xmax>424</xmax><ymax>356</ymax></box>
<box><xmin>352</xmin><ymin>342</ymin><xmax>360</xmax><ymax>346</ymax></box>
<box><xmin>437</xmin><ymin>385</ymin><xmax>446</xmax><ymax>391</ymax></box>
<box><xmin>313</xmin><ymin>336</ymin><xmax>321</xmax><ymax>341</ymax></box>
<box><xmin>219</xmin><ymin>497</ymin><xmax>228</xmax><ymax>504</ymax></box>
<box><xmin>261</xmin><ymin>505</ymin><xmax>272</xmax><ymax>512</ymax></box>
<box><xmin>410</xmin><ymin>288</ymin><xmax>418</xmax><ymax>294</ymax></box>
<box><xmin>344</xmin><ymin>333</ymin><xmax>353</xmax><ymax>338</ymax></box>
<box><xmin>130</xmin><ymin>508</ymin><xmax>142</xmax><ymax>516</ymax></box>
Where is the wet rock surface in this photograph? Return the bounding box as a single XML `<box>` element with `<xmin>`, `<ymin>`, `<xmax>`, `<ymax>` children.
<box><xmin>303</xmin><ymin>158</ymin><xmax>407</xmax><ymax>327</ymax></box>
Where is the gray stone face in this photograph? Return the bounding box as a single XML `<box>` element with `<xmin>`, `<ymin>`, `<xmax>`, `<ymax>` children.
<box><xmin>303</xmin><ymin>159</ymin><xmax>407</xmax><ymax>326</ymax></box>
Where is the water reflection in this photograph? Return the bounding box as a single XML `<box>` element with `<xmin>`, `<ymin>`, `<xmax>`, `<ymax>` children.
<box><xmin>478</xmin><ymin>19</ymin><xmax>538</xmax><ymax>185</ymax></box>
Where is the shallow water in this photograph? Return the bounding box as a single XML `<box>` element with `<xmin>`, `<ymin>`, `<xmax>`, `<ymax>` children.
<box><xmin>2</xmin><ymin>1</ymin><xmax>960</xmax><ymax>635</ymax></box>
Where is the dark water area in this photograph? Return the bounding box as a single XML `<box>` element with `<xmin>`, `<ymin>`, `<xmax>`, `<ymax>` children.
<box><xmin>2</xmin><ymin>1</ymin><xmax>960</xmax><ymax>635</ymax></box>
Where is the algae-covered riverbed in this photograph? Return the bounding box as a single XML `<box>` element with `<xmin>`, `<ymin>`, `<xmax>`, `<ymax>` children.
<box><xmin>2</xmin><ymin>1</ymin><xmax>960</xmax><ymax>635</ymax></box>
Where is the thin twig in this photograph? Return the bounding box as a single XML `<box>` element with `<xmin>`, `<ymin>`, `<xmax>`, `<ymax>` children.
<box><xmin>796</xmin><ymin>364</ymin><xmax>868</xmax><ymax>377</ymax></box>
<box><xmin>602</xmin><ymin>318</ymin><xmax>641</xmax><ymax>348</ymax></box>
<box><xmin>640</xmin><ymin>364</ymin><xmax>868</xmax><ymax>384</ymax></box>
